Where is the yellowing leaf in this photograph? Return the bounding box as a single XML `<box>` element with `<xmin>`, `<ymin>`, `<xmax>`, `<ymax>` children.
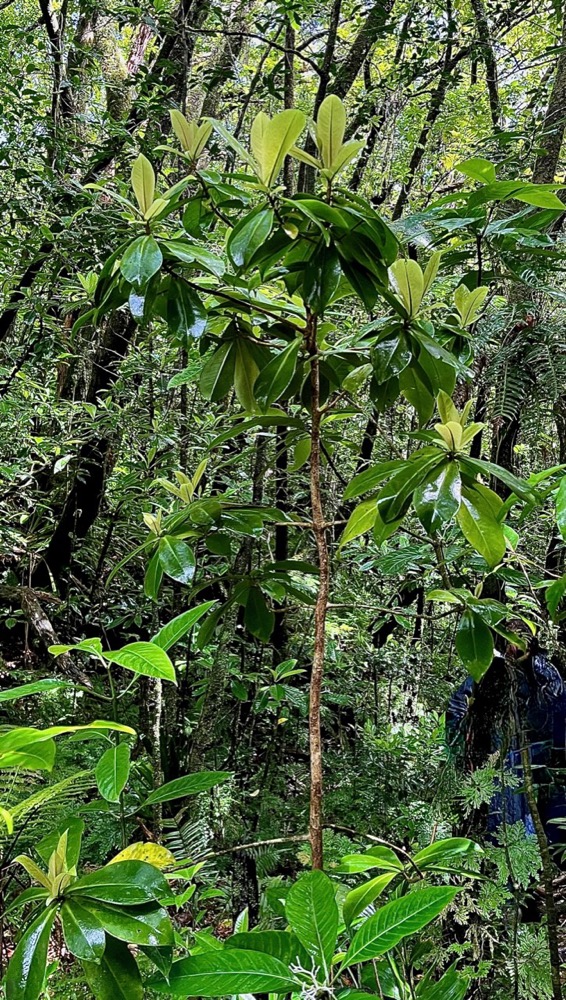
<box><xmin>131</xmin><ymin>153</ymin><xmax>155</xmax><ymax>215</ymax></box>
<box><xmin>108</xmin><ymin>842</ymin><xmax>176</xmax><ymax>870</ymax></box>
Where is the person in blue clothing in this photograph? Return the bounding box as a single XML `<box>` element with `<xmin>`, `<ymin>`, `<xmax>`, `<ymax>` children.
<box><xmin>446</xmin><ymin>640</ymin><xmax>566</xmax><ymax>849</ymax></box>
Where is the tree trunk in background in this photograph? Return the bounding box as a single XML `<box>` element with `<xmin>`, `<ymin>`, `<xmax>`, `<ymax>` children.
<box><xmin>31</xmin><ymin>312</ymin><xmax>136</xmax><ymax>592</ymax></box>
<box><xmin>470</xmin><ymin>0</ymin><xmax>501</xmax><ymax>129</ymax></box>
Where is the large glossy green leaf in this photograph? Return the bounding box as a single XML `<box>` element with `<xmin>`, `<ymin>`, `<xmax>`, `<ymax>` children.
<box><xmin>66</xmin><ymin>861</ymin><xmax>172</xmax><ymax>906</ymax></box>
<box><xmin>149</xmin><ymin>949</ymin><xmax>300</xmax><ymax>995</ymax></box>
<box><xmin>228</xmin><ymin>208</ymin><xmax>274</xmax><ymax>267</ymax></box>
<box><xmin>0</xmin><ymin>739</ymin><xmax>56</xmax><ymax>771</ymax></box>
<box><xmin>144</xmin><ymin>549</ymin><xmax>164</xmax><ymax>601</ymax></box>
<box><xmin>151</xmin><ymin>602</ymin><xmax>216</xmax><ymax>651</ymax></box>
<box><xmin>343</xmin><ymin>461</ymin><xmax>405</xmax><ymax>500</ymax></box>
<box><xmin>285</xmin><ymin>869</ymin><xmax>338</xmax><ymax>974</ymax></box>
<box><xmin>377</xmin><ymin>453</ymin><xmax>444</xmax><ymax>524</ymax></box>
<box><xmin>60</xmin><ymin>900</ymin><xmax>105</xmax><ymax>962</ymax></box>
<box><xmin>336</xmin><ymin>848</ymin><xmax>403</xmax><ymax>874</ymax></box>
<box><xmin>459</xmin><ymin>456</ymin><xmax>535</xmax><ymax>502</ymax></box>
<box><xmin>413</xmin><ymin>462</ymin><xmax>461</xmax><ymax>533</ymax></box>
<box><xmin>143</xmin><ymin>770</ymin><xmax>230</xmax><ymax>806</ymax></box>
<box><xmin>316</xmin><ymin>95</ymin><xmax>346</xmax><ymax>168</ymax></box>
<box><xmin>95</xmin><ymin>742</ymin><xmax>131</xmax><ymax>802</ymax></box>
<box><xmin>162</xmin><ymin>239</ymin><xmax>224</xmax><ymax>276</ymax></box>
<box><xmin>372</xmin><ymin>333</ymin><xmax>411</xmax><ymax>384</ymax></box>
<box><xmin>104</xmin><ymin>642</ymin><xmax>176</xmax><ymax>683</ymax></box>
<box><xmin>456</xmin><ymin>610</ymin><xmax>494</xmax><ymax>681</ymax></box>
<box><xmin>412</xmin><ymin>838</ymin><xmax>482</xmax><ymax>871</ymax></box>
<box><xmin>341</xmin><ymin>886</ymin><xmax>458</xmax><ymax>967</ymax></box>
<box><xmin>121</xmin><ymin>236</ymin><xmax>162</xmax><ymax>287</ymax></box>
<box><xmin>456</xmin><ymin>485</ymin><xmax>506</xmax><ymax>567</ymax></box>
<box><xmin>158</xmin><ymin>536</ymin><xmax>196</xmax><ymax>584</ymax></box>
<box><xmin>456</xmin><ymin>157</ymin><xmax>497</xmax><ymax>184</ymax></box>
<box><xmin>254</xmin><ymin>340</ymin><xmax>300</xmax><ymax>408</ymax></box>
<box><xmin>6</xmin><ymin>903</ymin><xmax>58</xmax><ymax>1000</ymax></box>
<box><xmin>166</xmin><ymin>280</ymin><xmax>207</xmax><ymax>340</ymax></box>
<box><xmin>83</xmin><ymin>901</ymin><xmax>173</xmax><ymax>947</ymax></box>
<box><xmin>343</xmin><ymin>872</ymin><xmax>397</xmax><ymax>928</ymax></box>
<box><xmin>225</xmin><ymin>930</ymin><xmax>309</xmax><ymax>966</ymax></box>
<box><xmin>0</xmin><ymin>723</ymin><xmax>127</xmax><ymax>749</ymax></box>
<box><xmin>302</xmin><ymin>244</ymin><xmax>342</xmax><ymax>312</ymax></box>
<box><xmin>82</xmin><ymin>935</ymin><xmax>143</xmax><ymax>1000</ymax></box>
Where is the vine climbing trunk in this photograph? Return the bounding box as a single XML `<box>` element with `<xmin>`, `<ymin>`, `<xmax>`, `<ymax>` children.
<box><xmin>306</xmin><ymin>310</ymin><xmax>329</xmax><ymax>870</ymax></box>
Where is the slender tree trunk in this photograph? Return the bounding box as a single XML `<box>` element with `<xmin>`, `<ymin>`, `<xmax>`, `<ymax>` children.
<box><xmin>533</xmin><ymin>7</ymin><xmax>566</xmax><ymax>183</ymax></box>
<box><xmin>470</xmin><ymin>0</ymin><xmax>501</xmax><ymax>129</ymax></box>
<box><xmin>306</xmin><ymin>310</ymin><xmax>329</xmax><ymax>869</ymax></box>
<box><xmin>392</xmin><ymin>3</ymin><xmax>462</xmax><ymax>220</ymax></box>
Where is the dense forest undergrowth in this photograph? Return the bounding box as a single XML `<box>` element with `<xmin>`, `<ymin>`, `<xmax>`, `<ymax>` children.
<box><xmin>3</xmin><ymin>0</ymin><xmax>566</xmax><ymax>997</ymax></box>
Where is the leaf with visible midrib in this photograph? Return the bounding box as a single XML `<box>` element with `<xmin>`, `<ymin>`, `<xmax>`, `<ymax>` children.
<box><xmin>60</xmin><ymin>901</ymin><xmax>105</xmax><ymax>962</ymax></box>
<box><xmin>158</xmin><ymin>536</ymin><xmax>196</xmax><ymax>585</ymax></box>
<box><xmin>6</xmin><ymin>903</ymin><xmax>58</xmax><ymax>1000</ymax></box>
<box><xmin>254</xmin><ymin>340</ymin><xmax>300</xmax><ymax>408</ymax></box>
<box><xmin>143</xmin><ymin>770</ymin><xmax>230</xmax><ymax>806</ymax></box>
<box><xmin>105</xmin><ymin>642</ymin><xmax>176</xmax><ymax>683</ymax></box>
<box><xmin>148</xmin><ymin>948</ymin><xmax>300</xmax><ymax>996</ymax></box>
<box><xmin>151</xmin><ymin>602</ymin><xmax>216</xmax><ymax>651</ymax></box>
<box><xmin>455</xmin><ymin>609</ymin><xmax>493</xmax><ymax>681</ymax></box>
<box><xmin>95</xmin><ymin>742</ymin><xmax>130</xmax><ymax>802</ymax></box>
<box><xmin>341</xmin><ymin>886</ymin><xmax>459</xmax><ymax>967</ymax></box>
<box><xmin>285</xmin><ymin>869</ymin><xmax>338</xmax><ymax>974</ymax></box>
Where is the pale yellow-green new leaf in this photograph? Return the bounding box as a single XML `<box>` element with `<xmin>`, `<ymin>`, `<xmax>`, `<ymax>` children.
<box><xmin>251</xmin><ymin>109</ymin><xmax>306</xmax><ymax>187</ymax></box>
<box><xmin>436</xmin><ymin>390</ymin><xmax>459</xmax><ymax>425</ymax></box>
<box><xmin>289</xmin><ymin>145</ymin><xmax>320</xmax><ymax>169</ymax></box>
<box><xmin>14</xmin><ymin>854</ymin><xmax>52</xmax><ymax>890</ymax></box>
<box><xmin>170</xmin><ymin>109</ymin><xmax>194</xmax><ymax>151</ymax></box>
<box><xmin>0</xmin><ymin>806</ymin><xmax>13</xmax><ymax>834</ymax></box>
<box><xmin>131</xmin><ymin>153</ymin><xmax>155</xmax><ymax>215</ymax></box>
<box><xmin>460</xmin><ymin>400</ymin><xmax>474</xmax><ymax>426</ymax></box>
<box><xmin>316</xmin><ymin>95</ymin><xmax>346</xmax><ymax>169</ymax></box>
<box><xmin>323</xmin><ymin>139</ymin><xmax>365</xmax><ymax>180</ymax></box>
<box><xmin>461</xmin><ymin>422</ymin><xmax>485</xmax><ymax>447</ymax></box>
<box><xmin>454</xmin><ymin>285</ymin><xmax>488</xmax><ymax>326</ymax></box>
<box><xmin>171</xmin><ymin>111</ymin><xmax>212</xmax><ymax>159</ymax></box>
<box><xmin>434</xmin><ymin>421</ymin><xmax>464</xmax><ymax>451</ymax></box>
<box><xmin>422</xmin><ymin>250</ymin><xmax>442</xmax><ymax>296</ymax></box>
<box><xmin>389</xmin><ymin>259</ymin><xmax>424</xmax><ymax>317</ymax></box>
